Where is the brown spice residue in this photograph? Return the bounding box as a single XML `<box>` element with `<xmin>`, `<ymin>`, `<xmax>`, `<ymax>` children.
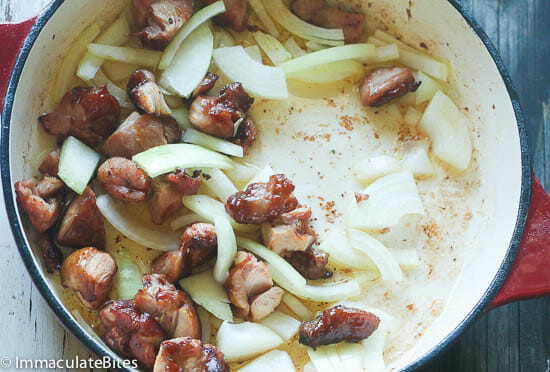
<box><xmin>422</xmin><ymin>223</ymin><xmax>440</xmax><ymax>239</ymax></box>
<box><xmin>295</xmin><ymin>131</ymin><xmax>331</xmax><ymax>142</ymax></box>
<box><xmin>339</xmin><ymin>115</ymin><xmax>355</xmax><ymax>131</ymax></box>
<box><xmin>324</xmin><ymin>98</ymin><xmax>337</xmax><ymax>107</ymax></box>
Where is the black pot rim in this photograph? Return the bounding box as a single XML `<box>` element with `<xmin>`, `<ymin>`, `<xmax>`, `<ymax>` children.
<box><xmin>0</xmin><ymin>0</ymin><xmax>531</xmax><ymax>371</ymax></box>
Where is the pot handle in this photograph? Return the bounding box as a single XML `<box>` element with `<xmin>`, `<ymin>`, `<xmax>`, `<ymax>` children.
<box><xmin>488</xmin><ymin>172</ymin><xmax>550</xmax><ymax>310</ymax></box>
<box><xmin>0</xmin><ymin>17</ymin><xmax>38</xmax><ymax>111</ymax></box>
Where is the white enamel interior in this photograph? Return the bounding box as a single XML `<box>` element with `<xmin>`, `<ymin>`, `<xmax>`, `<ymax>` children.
<box><xmin>5</xmin><ymin>0</ymin><xmax>524</xmax><ymax>370</ymax></box>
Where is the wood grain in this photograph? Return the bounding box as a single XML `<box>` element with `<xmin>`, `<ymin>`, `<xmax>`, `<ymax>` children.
<box><xmin>0</xmin><ymin>0</ymin><xmax>548</xmax><ymax>371</ymax></box>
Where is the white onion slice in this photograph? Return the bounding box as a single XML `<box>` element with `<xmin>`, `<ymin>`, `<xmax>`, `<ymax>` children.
<box><xmin>170</xmin><ymin>213</ymin><xmax>209</xmax><ymax>231</ymax></box>
<box><xmin>285</xmin><ymin>37</ymin><xmax>306</xmax><ymax>58</ymax></box>
<box><xmin>307</xmin><ymin>347</ymin><xmax>337</xmax><ymax>372</ymax></box>
<box><xmin>225</xmin><ymin>161</ymin><xmax>261</xmax><ymax>188</ymax></box>
<box><xmin>203</xmin><ymin>168</ymin><xmax>239</xmax><ymax>202</ymax></box>
<box><xmin>111</xmin><ymin>249</ymin><xmax>143</xmax><ymax>300</ymax></box>
<box><xmin>297</xmin><ymin>281</ymin><xmax>361</xmax><ymax>302</ymax></box>
<box><xmin>182</xmin><ymin>128</ymin><xmax>243</xmax><ymax>158</ymax></box>
<box><xmin>97</xmin><ymin>195</ymin><xmax>180</xmax><ymax>251</ymax></box>
<box><xmin>58</xmin><ymin>136</ymin><xmax>100</xmax><ymax>195</ymax></box>
<box><xmin>352</xmin><ymin>155</ymin><xmax>400</xmax><ymax>185</ymax></box>
<box><xmin>88</xmin><ymin>44</ymin><xmax>161</xmax><ymax>67</ymax></box>
<box><xmin>420</xmin><ymin>90</ymin><xmax>472</xmax><ymax>171</ymax></box>
<box><xmin>132</xmin><ymin>144</ymin><xmax>233</xmax><ymax>178</ymax></box>
<box><xmin>253</xmin><ymin>31</ymin><xmax>292</xmax><ymax>65</ymax></box>
<box><xmin>288</xmin><ymin>59</ymin><xmax>364</xmax><ymax>84</ymax></box>
<box><xmin>337</xmin><ymin>343</ymin><xmax>363</xmax><ymax>370</ymax></box>
<box><xmin>347</xmin><ymin>171</ymin><xmax>425</xmax><ymax>230</ymax></box>
<box><xmin>363</xmin><ymin>43</ymin><xmax>399</xmax><ymax>64</ymax></box>
<box><xmin>179</xmin><ymin>271</ymin><xmax>233</xmax><ymax>321</ymax></box>
<box><xmin>414</xmin><ymin>71</ymin><xmax>442</xmax><ymax>104</ymax></box>
<box><xmin>317</xmin><ymin>230</ymin><xmax>375</xmax><ymax>270</ymax></box>
<box><xmin>217</xmin><ymin>321</ymin><xmax>283</xmax><ymax>362</ymax></box>
<box><xmin>282</xmin><ymin>292</ymin><xmax>314</xmax><ymax>321</ymax></box>
<box><xmin>238</xmin><ymin>350</ymin><xmax>295</xmax><ymax>372</ymax></box>
<box><xmin>245</xmin><ymin>164</ymin><xmax>274</xmax><ymax>187</ymax></box>
<box><xmin>213</xmin><ymin>46</ymin><xmax>288</xmax><ymax>99</ymax></box>
<box><xmin>197</xmin><ymin>307</ymin><xmax>211</xmax><ymax>344</ymax></box>
<box><xmin>401</xmin><ymin>143</ymin><xmax>434</xmax><ymax>178</ymax></box>
<box><xmin>403</xmin><ymin>107</ymin><xmax>423</xmax><ymax>127</ymax></box>
<box><xmin>171</xmin><ymin>107</ymin><xmax>191</xmax><ymax>130</ymax></box>
<box><xmin>249</xmin><ymin>0</ymin><xmax>280</xmax><ymax>37</ymax></box>
<box><xmin>258</xmin><ymin>311</ymin><xmax>300</xmax><ymax>341</ymax></box>
<box><xmin>304</xmin><ymin>362</ymin><xmax>318</xmax><ymax>372</ymax></box>
<box><xmin>390</xmin><ymin>249</ymin><xmax>419</xmax><ymax>267</ymax></box>
<box><xmin>213</xmin><ymin>215</ymin><xmax>237</xmax><ymax>283</ymax></box>
<box><xmin>245</xmin><ymin>45</ymin><xmax>263</xmax><ymax>63</ymax></box>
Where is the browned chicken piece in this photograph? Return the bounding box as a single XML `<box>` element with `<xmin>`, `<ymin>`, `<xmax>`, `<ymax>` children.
<box><xmin>262</xmin><ymin>207</ymin><xmax>315</xmax><ymax>255</ymax></box>
<box><xmin>361</xmin><ymin>67</ymin><xmax>421</xmax><ymax>107</ymax></box>
<box><xmin>134</xmin><ymin>274</ymin><xmax>201</xmax><ymax>339</ymax></box>
<box><xmin>150</xmin><ymin>179</ymin><xmax>183</xmax><ymax>225</ymax></box>
<box><xmin>189</xmin><ymin>82</ymin><xmax>254</xmax><ymax>138</ymax></box>
<box><xmin>232</xmin><ymin>117</ymin><xmax>257</xmax><ymax>155</ymax></box>
<box><xmin>299</xmin><ymin>305</ymin><xmax>380</xmax><ymax>348</ymax></box>
<box><xmin>286</xmin><ymin>247</ymin><xmax>332</xmax><ymax>280</ymax></box>
<box><xmin>39</xmin><ymin>86</ymin><xmax>120</xmax><ymax>147</ymax></box>
<box><xmin>35</xmin><ymin>176</ymin><xmax>65</xmax><ymax>199</ymax></box>
<box><xmin>132</xmin><ymin>0</ymin><xmax>194</xmax><ymax>49</ymax></box>
<box><xmin>205</xmin><ymin>0</ymin><xmax>248</xmax><ymax>31</ymax></box>
<box><xmin>290</xmin><ymin>0</ymin><xmax>325</xmax><ymax>22</ymax></box>
<box><xmin>192</xmin><ymin>72</ymin><xmax>219</xmax><ymax>98</ymax></box>
<box><xmin>100</xmin><ymin>299</ymin><xmax>166</xmax><ymax>370</ymax></box>
<box><xmin>152</xmin><ymin>250</ymin><xmax>183</xmax><ymax>283</ymax></box>
<box><xmin>38</xmin><ymin>148</ymin><xmax>60</xmax><ymax>176</ymax></box>
<box><xmin>57</xmin><ymin>187</ymin><xmax>105</xmax><ymax>249</ymax></box>
<box><xmin>127</xmin><ymin>70</ymin><xmax>171</xmax><ymax>116</ymax></box>
<box><xmin>61</xmin><ymin>247</ymin><xmax>117</xmax><ymax>309</ymax></box>
<box><xmin>312</xmin><ymin>6</ymin><xmax>366</xmax><ymax>43</ymax></box>
<box><xmin>98</xmin><ymin>157</ymin><xmax>152</xmax><ymax>202</ymax></box>
<box><xmin>37</xmin><ymin>233</ymin><xmax>63</xmax><ymax>273</ymax></box>
<box><xmin>225</xmin><ymin>251</ymin><xmax>280</xmax><ymax>320</ymax></box>
<box><xmin>153</xmin><ymin>337</ymin><xmax>229</xmax><ymax>372</ymax></box>
<box><xmin>166</xmin><ymin>169</ymin><xmax>205</xmax><ymax>195</ymax></box>
<box><xmin>225</xmin><ymin>174</ymin><xmax>298</xmax><ymax>225</ymax></box>
<box><xmin>14</xmin><ymin>179</ymin><xmax>61</xmax><ymax>233</ymax></box>
<box><xmin>103</xmin><ymin>112</ymin><xmax>181</xmax><ymax>158</ymax></box>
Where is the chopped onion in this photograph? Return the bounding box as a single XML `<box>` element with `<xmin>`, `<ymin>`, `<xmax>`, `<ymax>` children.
<box><xmin>183</xmin><ymin>195</ymin><xmax>259</xmax><ymax>232</ymax></box>
<box><xmin>308</xmin><ymin>346</ymin><xmax>338</xmax><ymax>372</ymax></box>
<box><xmin>287</xmin><ymin>60</ymin><xmax>364</xmax><ymax>84</ymax></box>
<box><xmin>203</xmin><ymin>168</ymin><xmax>239</xmax><ymax>202</ymax></box>
<box><xmin>279</xmin><ymin>44</ymin><xmax>376</xmax><ymax>77</ymax></box>
<box><xmin>366</xmin><ymin>44</ymin><xmax>399</xmax><ymax>64</ymax></box>
<box><xmin>213</xmin><ymin>46</ymin><xmax>288</xmax><ymax>99</ymax></box>
<box><xmin>263</xmin><ymin>0</ymin><xmax>344</xmax><ymax>43</ymax></box>
<box><xmin>58</xmin><ymin>136</ymin><xmax>101</xmax><ymax>194</ymax></box>
<box><xmin>353</xmin><ymin>270</ymin><xmax>380</xmax><ymax>285</ymax></box>
<box><xmin>282</xmin><ymin>292</ymin><xmax>314</xmax><ymax>321</ymax></box>
<box><xmin>352</xmin><ymin>155</ymin><xmax>400</xmax><ymax>184</ymax></box>
<box><xmin>304</xmin><ymin>362</ymin><xmax>317</xmax><ymax>372</ymax></box>
<box><xmin>414</xmin><ymin>71</ymin><xmax>442</xmax><ymax>104</ymax></box>
<box><xmin>285</xmin><ymin>37</ymin><xmax>306</xmax><ymax>58</ymax></box>
<box><xmin>390</xmin><ymin>248</ymin><xmax>419</xmax><ymax>267</ymax></box>
<box><xmin>217</xmin><ymin>321</ymin><xmax>283</xmax><ymax>362</ymax></box>
<box><xmin>214</xmin><ymin>29</ymin><xmax>235</xmax><ymax>48</ymax></box>
<box><xmin>253</xmin><ymin>31</ymin><xmax>292</xmax><ymax>65</ymax></box>
<box><xmin>160</xmin><ymin>1</ymin><xmax>226</xmax><ymax>69</ymax></box>
<box><xmin>160</xmin><ymin>23</ymin><xmax>213</xmax><ymax>97</ymax></box>
<box><xmin>305</xmin><ymin>40</ymin><xmax>328</xmax><ymax>52</ymax></box>
<box><xmin>111</xmin><ymin>249</ymin><xmax>143</xmax><ymax>300</ymax></box>
<box><xmin>171</xmin><ymin>213</ymin><xmax>209</xmax><ymax>231</ymax></box>
<box><xmin>97</xmin><ymin>195</ymin><xmax>181</xmax><ymax>251</ymax></box>
<box><xmin>238</xmin><ymin>350</ymin><xmax>295</xmax><ymax>372</ymax></box>
<box><xmin>183</xmin><ymin>128</ymin><xmax>244</xmax><ymax>157</ymax></box>
<box><xmin>373</xmin><ymin>30</ymin><xmax>420</xmax><ymax>53</ymax></box>
<box><xmin>420</xmin><ymin>90</ymin><xmax>472</xmax><ymax>171</ymax></box>
<box><xmin>249</xmin><ymin>0</ymin><xmax>280</xmax><ymax>37</ymax></box>
<box><xmin>225</xmin><ymin>161</ymin><xmax>261</xmax><ymax>188</ymax></box>
<box><xmin>347</xmin><ymin>171</ymin><xmax>425</xmax><ymax>230</ymax></box>
<box><xmin>132</xmin><ymin>144</ymin><xmax>233</xmax><ymax>178</ymax></box>
<box><xmin>87</xmin><ymin>44</ymin><xmax>162</xmax><ymax>68</ymax></box>
<box><xmin>102</xmin><ymin>60</ymin><xmax>138</xmax><ymax>82</ymax></box>
<box><xmin>245</xmin><ymin>164</ymin><xmax>274</xmax><ymax>187</ymax></box>
<box><xmin>401</xmin><ymin>143</ymin><xmax>434</xmax><ymax>177</ymax></box>
<box><xmin>336</xmin><ymin>343</ymin><xmax>363</xmax><ymax>370</ymax></box>
<box><xmin>317</xmin><ymin>230</ymin><xmax>375</xmax><ymax>270</ymax></box>
<box><xmin>179</xmin><ymin>270</ymin><xmax>233</xmax><ymax>321</ymax></box>
<box><xmin>171</xmin><ymin>107</ymin><xmax>191</xmax><ymax>130</ymax></box>
<box><xmin>213</xmin><ymin>215</ymin><xmax>237</xmax><ymax>283</ymax></box>
<box><xmin>297</xmin><ymin>281</ymin><xmax>361</xmax><ymax>302</ymax></box>
<box><xmin>245</xmin><ymin>45</ymin><xmax>263</xmax><ymax>63</ymax></box>
<box><xmin>403</xmin><ymin>107</ymin><xmax>423</xmax><ymax>127</ymax></box>
<box><xmin>197</xmin><ymin>307</ymin><xmax>211</xmax><ymax>344</ymax></box>
<box><xmin>92</xmin><ymin>69</ymin><xmax>133</xmax><ymax>109</ymax></box>
<box><xmin>258</xmin><ymin>311</ymin><xmax>300</xmax><ymax>341</ymax></box>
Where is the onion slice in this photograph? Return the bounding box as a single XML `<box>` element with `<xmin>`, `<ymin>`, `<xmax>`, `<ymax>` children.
<box><xmin>179</xmin><ymin>270</ymin><xmax>233</xmax><ymax>321</ymax></box>
<box><xmin>352</xmin><ymin>155</ymin><xmax>401</xmax><ymax>185</ymax></box>
<box><xmin>288</xmin><ymin>59</ymin><xmax>364</xmax><ymax>84</ymax></box>
<box><xmin>245</xmin><ymin>164</ymin><xmax>274</xmax><ymax>187</ymax></box>
<box><xmin>213</xmin><ymin>215</ymin><xmax>237</xmax><ymax>283</ymax></box>
<box><xmin>197</xmin><ymin>307</ymin><xmax>211</xmax><ymax>344</ymax></box>
<box><xmin>258</xmin><ymin>311</ymin><xmax>300</xmax><ymax>341</ymax></box>
<box><xmin>58</xmin><ymin>136</ymin><xmax>101</xmax><ymax>195</ymax></box>
<box><xmin>282</xmin><ymin>292</ymin><xmax>314</xmax><ymax>321</ymax></box>
<box><xmin>238</xmin><ymin>350</ymin><xmax>296</xmax><ymax>372</ymax></box>
<box><xmin>317</xmin><ymin>230</ymin><xmax>375</xmax><ymax>270</ymax></box>
<box><xmin>97</xmin><ymin>195</ymin><xmax>180</xmax><ymax>251</ymax></box>
<box><xmin>217</xmin><ymin>321</ymin><xmax>283</xmax><ymax>362</ymax></box>
<box><xmin>297</xmin><ymin>281</ymin><xmax>361</xmax><ymax>302</ymax></box>
<box><xmin>249</xmin><ymin>0</ymin><xmax>280</xmax><ymax>37</ymax></box>
<box><xmin>203</xmin><ymin>168</ymin><xmax>239</xmax><ymax>202</ymax></box>
<box><xmin>253</xmin><ymin>31</ymin><xmax>292</xmax><ymax>65</ymax></box>
<box><xmin>170</xmin><ymin>213</ymin><xmax>209</xmax><ymax>231</ymax></box>
<box><xmin>183</xmin><ymin>128</ymin><xmax>244</xmax><ymax>158</ymax></box>
<box><xmin>110</xmin><ymin>249</ymin><xmax>143</xmax><ymax>300</ymax></box>
<box><xmin>285</xmin><ymin>36</ymin><xmax>306</xmax><ymax>58</ymax></box>
<box><xmin>87</xmin><ymin>44</ymin><xmax>162</xmax><ymax>68</ymax></box>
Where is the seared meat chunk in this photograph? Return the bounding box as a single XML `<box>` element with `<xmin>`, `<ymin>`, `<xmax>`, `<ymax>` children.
<box><xmin>286</xmin><ymin>247</ymin><xmax>332</xmax><ymax>280</ymax></box>
<box><xmin>132</xmin><ymin>0</ymin><xmax>194</xmax><ymax>49</ymax></box>
<box><xmin>35</xmin><ymin>176</ymin><xmax>64</xmax><ymax>199</ymax></box>
<box><xmin>98</xmin><ymin>157</ymin><xmax>152</xmax><ymax>202</ymax></box>
<box><xmin>103</xmin><ymin>112</ymin><xmax>181</xmax><ymax>158</ymax></box>
<box><xmin>225</xmin><ymin>174</ymin><xmax>298</xmax><ymax>225</ymax></box>
<box><xmin>206</xmin><ymin>0</ymin><xmax>248</xmax><ymax>31</ymax></box>
<box><xmin>166</xmin><ymin>169</ymin><xmax>204</xmax><ymax>195</ymax></box>
<box><xmin>39</xmin><ymin>86</ymin><xmax>120</xmax><ymax>147</ymax></box>
<box><xmin>150</xmin><ymin>179</ymin><xmax>183</xmax><ymax>225</ymax></box>
<box><xmin>38</xmin><ymin>233</ymin><xmax>63</xmax><ymax>273</ymax></box>
<box><xmin>153</xmin><ymin>337</ymin><xmax>228</xmax><ymax>372</ymax></box>
<box><xmin>189</xmin><ymin>82</ymin><xmax>254</xmax><ymax>138</ymax></box>
<box><xmin>299</xmin><ymin>305</ymin><xmax>380</xmax><ymax>348</ymax></box>
<box><xmin>15</xmin><ymin>178</ymin><xmax>61</xmax><ymax>233</ymax></box>
<box><xmin>100</xmin><ymin>299</ymin><xmax>166</xmax><ymax>370</ymax></box>
<box><xmin>262</xmin><ymin>207</ymin><xmax>314</xmax><ymax>255</ymax></box>
<box><xmin>291</xmin><ymin>0</ymin><xmax>325</xmax><ymax>22</ymax></box>
<box><xmin>225</xmin><ymin>251</ymin><xmax>282</xmax><ymax>320</ymax></box>
<box><xmin>61</xmin><ymin>247</ymin><xmax>117</xmax><ymax>309</ymax></box>
<box><xmin>192</xmin><ymin>72</ymin><xmax>219</xmax><ymax>98</ymax></box>
<box><xmin>38</xmin><ymin>149</ymin><xmax>60</xmax><ymax>176</ymax></box>
<box><xmin>361</xmin><ymin>67</ymin><xmax>420</xmax><ymax>107</ymax></box>
<box><xmin>232</xmin><ymin>118</ymin><xmax>257</xmax><ymax>155</ymax></box>
<box><xmin>152</xmin><ymin>250</ymin><xmax>184</xmax><ymax>284</ymax></box>
<box><xmin>127</xmin><ymin>70</ymin><xmax>171</xmax><ymax>116</ymax></box>
<box><xmin>57</xmin><ymin>187</ymin><xmax>105</xmax><ymax>249</ymax></box>
<box><xmin>134</xmin><ymin>274</ymin><xmax>200</xmax><ymax>339</ymax></box>
<box><xmin>312</xmin><ymin>6</ymin><xmax>365</xmax><ymax>43</ymax></box>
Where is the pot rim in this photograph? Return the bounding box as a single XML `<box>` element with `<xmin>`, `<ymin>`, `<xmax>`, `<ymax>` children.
<box><xmin>0</xmin><ymin>0</ymin><xmax>531</xmax><ymax>370</ymax></box>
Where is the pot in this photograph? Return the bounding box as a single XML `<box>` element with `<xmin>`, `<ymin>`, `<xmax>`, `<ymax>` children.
<box><xmin>1</xmin><ymin>0</ymin><xmax>549</xmax><ymax>371</ymax></box>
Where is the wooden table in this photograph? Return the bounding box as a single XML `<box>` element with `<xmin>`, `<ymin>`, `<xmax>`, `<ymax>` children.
<box><xmin>0</xmin><ymin>0</ymin><xmax>548</xmax><ymax>371</ymax></box>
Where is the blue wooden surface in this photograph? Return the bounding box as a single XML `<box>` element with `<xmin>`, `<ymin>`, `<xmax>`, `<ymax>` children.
<box><xmin>420</xmin><ymin>1</ymin><xmax>550</xmax><ymax>371</ymax></box>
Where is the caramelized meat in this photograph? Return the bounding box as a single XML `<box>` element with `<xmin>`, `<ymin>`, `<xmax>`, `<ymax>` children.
<box><xmin>150</xmin><ymin>179</ymin><xmax>183</xmax><ymax>225</ymax></box>
<box><xmin>361</xmin><ymin>67</ymin><xmax>420</xmax><ymax>107</ymax></box>
<box><xmin>153</xmin><ymin>337</ymin><xmax>228</xmax><ymax>372</ymax></box>
<box><xmin>232</xmin><ymin>118</ymin><xmax>257</xmax><ymax>155</ymax></box>
<box><xmin>57</xmin><ymin>187</ymin><xmax>105</xmax><ymax>249</ymax></box>
<box><xmin>61</xmin><ymin>247</ymin><xmax>117</xmax><ymax>309</ymax></box>
<box><xmin>192</xmin><ymin>72</ymin><xmax>219</xmax><ymax>98</ymax></box>
<box><xmin>225</xmin><ymin>174</ymin><xmax>298</xmax><ymax>225</ymax></box>
<box><xmin>134</xmin><ymin>274</ymin><xmax>200</xmax><ymax>339</ymax></box>
<box><xmin>39</xmin><ymin>86</ymin><xmax>120</xmax><ymax>146</ymax></box>
<box><xmin>133</xmin><ymin>0</ymin><xmax>194</xmax><ymax>49</ymax></box>
<box><xmin>286</xmin><ymin>247</ymin><xmax>332</xmax><ymax>280</ymax></box>
<box><xmin>166</xmin><ymin>169</ymin><xmax>204</xmax><ymax>195</ymax></box>
<box><xmin>35</xmin><ymin>176</ymin><xmax>64</xmax><ymax>199</ymax></box>
<box><xmin>128</xmin><ymin>70</ymin><xmax>171</xmax><ymax>116</ymax></box>
<box><xmin>299</xmin><ymin>305</ymin><xmax>380</xmax><ymax>348</ymax></box>
<box><xmin>290</xmin><ymin>0</ymin><xmax>325</xmax><ymax>22</ymax></box>
<box><xmin>262</xmin><ymin>207</ymin><xmax>315</xmax><ymax>255</ymax></box>
<box><xmin>206</xmin><ymin>0</ymin><xmax>248</xmax><ymax>31</ymax></box>
<box><xmin>189</xmin><ymin>82</ymin><xmax>254</xmax><ymax>138</ymax></box>
<box><xmin>312</xmin><ymin>6</ymin><xmax>365</xmax><ymax>43</ymax></box>
<box><xmin>103</xmin><ymin>112</ymin><xmax>181</xmax><ymax>158</ymax></box>
<box><xmin>98</xmin><ymin>157</ymin><xmax>152</xmax><ymax>202</ymax></box>
<box><xmin>249</xmin><ymin>286</ymin><xmax>284</xmax><ymax>321</ymax></box>
<box><xmin>15</xmin><ymin>179</ymin><xmax>61</xmax><ymax>233</ymax></box>
<box><xmin>152</xmin><ymin>250</ymin><xmax>184</xmax><ymax>284</ymax></box>
<box><xmin>38</xmin><ymin>149</ymin><xmax>60</xmax><ymax>176</ymax></box>
<box><xmin>38</xmin><ymin>233</ymin><xmax>63</xmax><ymax>273</ymax></box>
<box><xmin>100</xmin><ymin>299</ymin><xmax>166</xmax><ymax>370</ymax></box>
